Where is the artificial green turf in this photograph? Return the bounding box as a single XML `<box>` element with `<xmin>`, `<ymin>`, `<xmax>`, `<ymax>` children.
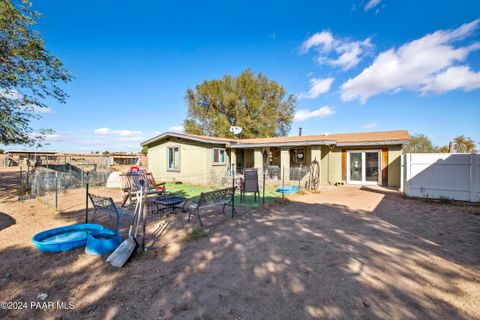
<box><xmin>164</xmin><ymin>183</ymin><xmax>283</xmax><ymax>208</ymax></box>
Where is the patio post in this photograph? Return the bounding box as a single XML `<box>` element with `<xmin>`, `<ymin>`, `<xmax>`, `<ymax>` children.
<box><xmin>253</xmin><ymin>148</ymin><xmax>263</xmax><ymax>176</ymax></box>
<box><xmin>230</xmin><ymin>149</ymin><xmax>237</xmax><ymax>175</ymax></box>
<box><xmin>280</xmin><ymin>147</ymin><xmax>290</xmax><ymax>184</ymax></box>
<box><xmin>231</xmin><ymin>164</ymin><xmax>235</xmax><ymax>216</ymax></box>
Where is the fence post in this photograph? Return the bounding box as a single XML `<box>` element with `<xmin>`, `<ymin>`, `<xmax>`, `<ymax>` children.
<box><xmin>475</xmin><ymin>155</ymin><xmax>480</xmax><ymax>202</ymax></box>
<box><xmin>405</xmin><ymin>154</ymin><xmax>410</xmax><ymax>196</ymax></box>
<box><xmin>85</xmin><ymin>171</ymin><xmax>89</xmax><ymax>223</ymax></box>
<box><xmin>400</xmin><ymin>154</ymin><xmax>404</xmax><ymax>193</ymax></box>
<box><xmin>36</xmin><ymin>172</ymin><xmax>40</xmax><ymax>198</ymax></box>
<box><xmin>19</xmin><ymin>166</ymin><xmax>22</xmax><ymax>190</ymax></box>
<box><xmin>297</xmin><ymin>164</ymin><xmax>302</xmax><ymax>191</ymax></box>
<box><xmin>262</xmin><ymin>169</ymin><xmax>266</xmax><ymax>207</ymax></box>
<box><xmin>26</xmin><ymin>154</ymin><xmax>30</xmax><ymax>186</ymax></box>
<box><xmin>231</xmin><ymin>164</ymin><xmax>235</xmax><ymax>216</ymax></box>
<box><xmin>469</xmin><ymin>154</ymin><xmax>474</xmax><ymax>202</ymax></box>
<box><xmin>55</xmin><ymin>172</ymin><xmax>58</xmax><ymax>210</ymax></box>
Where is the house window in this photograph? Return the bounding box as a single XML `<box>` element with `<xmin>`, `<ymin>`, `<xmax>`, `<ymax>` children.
<box><xmin>293</xmin><ymin>149</ymin><xmax>305</xmax><ymax>164</ymax></box>
<box><xmin>167</xmin><ymin>146</ymin><xmax>180</xmax><ymax>171</ymax></box>
<box><xmin>213</xmin><ymin>148</ymin><xmax>226</xmax><ymax>165</ymax></box>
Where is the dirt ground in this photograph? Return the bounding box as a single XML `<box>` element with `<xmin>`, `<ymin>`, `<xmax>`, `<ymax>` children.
<box><xmin>0</xmin><ymin>167</ymin><xmax>479</xmax><ymax>320</ymax></box>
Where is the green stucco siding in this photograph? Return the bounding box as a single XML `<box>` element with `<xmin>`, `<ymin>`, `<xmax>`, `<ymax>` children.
<box><xmin>387</xmin><ymin>145</ymin><xmax>402</xmax><ymax>188</ymax></box>
<box><xmin>319</xmin><ymin>145</ymin><xmax>403</xmax><ymax>188</ymax></box>
<box><xmin>147</xmin><ymin>138</ymin><xmax>228</xmax><ymax>185</ymax></box>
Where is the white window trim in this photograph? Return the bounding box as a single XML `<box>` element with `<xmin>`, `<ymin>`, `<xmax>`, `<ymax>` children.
<box><xmin>346</xmin><ymin>149</ymin><xmax>381</xmax><ymax>185</ymax></box>
<box><xmin>167</xmin><ymin>145</ymin><xmax>181</xmax><ymax>172</ymax></box>
<box><xmin>212</xmin><ymin>148</ymin><xmax>226</xmax><ymax>166</ymax></box>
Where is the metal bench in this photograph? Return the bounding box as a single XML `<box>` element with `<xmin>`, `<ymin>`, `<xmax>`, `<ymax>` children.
<box><xmin>186</xmin><ymin>187</ymin><xmax>237</xmax><ymax>226</ymax></box>
<box><xmin>88</xmin><ymin>193</ymin><xmax>135</xmax><ymax>230</ymax></box>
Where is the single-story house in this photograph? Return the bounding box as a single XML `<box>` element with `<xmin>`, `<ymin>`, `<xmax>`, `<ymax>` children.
<box><xmin>141</xmin><ymin>130</ymin><xmax>409</xmax><ymax>188</ymax></box>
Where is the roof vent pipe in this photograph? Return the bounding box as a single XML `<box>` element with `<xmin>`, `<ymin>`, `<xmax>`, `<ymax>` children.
<box><xmin>299</xmin><ymin>127</ymin><xmax>302</xmax><ymax>136</ymax></box>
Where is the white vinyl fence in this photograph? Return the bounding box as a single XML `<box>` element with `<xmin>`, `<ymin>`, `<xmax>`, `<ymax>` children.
<box><xmin>402</xmin><ymin>153</ymin><xmax>480</xmax><ymax>202</ymax></box>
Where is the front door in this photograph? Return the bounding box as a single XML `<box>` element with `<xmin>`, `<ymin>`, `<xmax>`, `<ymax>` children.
<box><xmin>347</xmin><ymin>151</ymin><xmax>381</xmax><ymax>185</ymax></box>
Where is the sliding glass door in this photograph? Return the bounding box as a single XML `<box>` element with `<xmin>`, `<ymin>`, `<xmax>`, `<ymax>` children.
<box><xmin>347</xmin><ymin>151</ymin><xmax>381</xmax><ymax>185</ymax></box>
<box><xmin>365</xmin><ymin>152</ymin><xmax>380</xmax><ymax>182</ymax></box>
<box><xmin>349</xmin><ymin>152</ymin><xmax>363</xmax><ymax>182</ymax></box>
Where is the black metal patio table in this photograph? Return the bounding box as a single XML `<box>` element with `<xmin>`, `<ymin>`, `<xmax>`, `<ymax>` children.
<box><xmin>151</xmin><ymin>194</ymin><xmax>187</xmax><ymax>214</ymax></box>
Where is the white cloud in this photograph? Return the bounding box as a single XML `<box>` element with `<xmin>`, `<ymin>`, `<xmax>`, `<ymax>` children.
<box><xmin>298</xmin><ymin>77</ymin><xmax>334</xmax><ymax>99</ymax></box>
<box><xmin>44</xmin><ymin>134</ymin><xmax>64</xmax><ymax>142</ymax></box>
<box><xmin>113</xmin><ymin>136</ymin><xmax>145</xmax><ymax>142</ymax></box>
<box><xmin>325</xmin><ymin>39</ymin><xmax>372</xmax><ymax>70</ymax></box>
<box><xmin>341</xmin><ymin>19</ymin><xmax>480</xmax><ymax>103</ymax></box>
<box><xmin>302</xmin><ymin>31</ymin><xmax>372</xmax><ymax>70</ymax></box>
<box><xmin>168</xmin><ymin>125</ymin><xmax>184</xmax><ymax>133</ymax></box>
<box><xmin>361</xmin><ymin>122</ymin><xmax>377</xmax><ymax>129</ymax></box>
<box><xmin>17</xmin><ymin>105</ymin><xmax>52</xmax><ymax>113</ymax></box>
<box><xmin>364</xmin><ymin>0</ymin><xmax>381</xmax><ymax>11</ymax></box>
<box><xmin>294</xmin><ymin>106</ymin><xmax>335</xmax><ymax>122</ymax></box>
<box><xmin>31</xmin><ymin>106</ymin><xmax>52</xmax><ymax>113</ymax></box>
<box><xmin>94</xmin><ymin>128</ymin><xmax>110</xmax><ymax>136</ymax></box>
<box><xmin>1</xmin><ymin>89</ymin><xmax>52</xmax><ymax>113</ymax></box>
<box><xmin>94</xmin><ymin>128</ymin><xmax>143</xmax><ymax>137</ymax></box>
<box><xmin>301</xmin><ymin>31</ymin><xmax>335</xmax><ymax>53</ymax></box>
<box><xmin>421</xmin><ymin>65</ymin><xmax>480</xmax><ymax>94</ymax></box>
<box><xmin>111</xmin><ymin>129</ymin><xmax>143</xmax><ymax>137</ymax></box>
<box><xmin>0</xmin><ymin>89</ymin><xmax>22</xmax><ymax>100</ymax></box>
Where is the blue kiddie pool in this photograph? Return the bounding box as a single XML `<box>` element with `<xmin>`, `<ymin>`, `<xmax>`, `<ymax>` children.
<box><xmin>32</xmin><ymin>224</ymin><xmax>104</xmax><ymax>252</ymax></box>
<box><xmin>85</xmin><ymin>229</ymin><xmax>121</xmax><ymax>255</ymax></box>
<box><xmin>277</xmin><ymin>186</ymin><xmax>300</xmax><ymax>193</ymax></box>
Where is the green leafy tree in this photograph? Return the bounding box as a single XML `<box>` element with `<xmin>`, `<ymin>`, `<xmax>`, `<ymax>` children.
<box><xmin>102</xmin><ymin>150</ymin><xmax>110</xmax><ymax>156</ymax></box>
<box><xmin>141</xmin><ymin>145</ymin><xmax>148</xmax><ymax>155</ymax></box>
<box><xmin>403</xmin><ymin>134</ymin><xmax>436</xmax><ymax>153</ymax></box>
<box><xmin>184</xmin><ymin>69</ymin><xmax>296</xmax><ymax>138</ymax></box>
<box><xmin>452</xmin><ymin>135</ymin><xmax>476</xmax><ymax>153</ymax></box>
<box><xmin>0</xmin><ymin>148</ymin><xmax>4</xmax><ymax>154</ymax></box>
<box><xmin>1</xmin><ymin>0</ymin><xmax>72</xmax><ymax>146</ymax></box>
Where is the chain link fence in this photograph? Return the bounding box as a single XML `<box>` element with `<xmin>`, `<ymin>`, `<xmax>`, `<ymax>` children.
<box><xmin>27</xmin><ymin>168</ymin><xmax>110</xmax><ymax>211</ymax></box>
<box><xmin>16</xmin><ymin>163</ymin><xmax>319</xmax><ymax>213</ymax></box>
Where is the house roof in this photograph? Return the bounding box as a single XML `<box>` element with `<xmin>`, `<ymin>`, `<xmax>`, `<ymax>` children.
<box><xmin>142</xmin><ymin>130</ymin><xmax>410</xmax><ymax>147</ymax></box>
<box><xmin>4</xmin><ymin>150</ymin><xmax>60</xmax><ymax>154</ymax></box>
<box><xmin>141</xmin><ymin>131</ymin><xmax>236</xmax><ymax>146</ymax></box>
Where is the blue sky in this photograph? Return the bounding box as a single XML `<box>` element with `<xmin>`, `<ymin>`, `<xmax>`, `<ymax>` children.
<box><xmin>5</xmin><ymin>0</ymin><xmax>480</xmax><ymax>152</ymax></box>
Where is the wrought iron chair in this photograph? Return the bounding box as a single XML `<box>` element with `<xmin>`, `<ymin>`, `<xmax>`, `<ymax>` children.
<box><xmin>88</xmin><ymin>193</ymin><xmax>135</xmax><ymax>230</ymax></box>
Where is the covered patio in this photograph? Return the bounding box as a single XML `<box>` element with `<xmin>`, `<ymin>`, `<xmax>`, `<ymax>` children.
<box><xmin>230</xmin><ymin>144</ymin><xmax>323</xmax><ymax>188</ymax></box>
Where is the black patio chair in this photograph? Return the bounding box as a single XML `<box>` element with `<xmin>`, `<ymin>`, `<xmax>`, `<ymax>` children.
<box><xmin>241</xmin><ymin>168</ymin><xmax>260</xmax><ymax>202</ymax></box>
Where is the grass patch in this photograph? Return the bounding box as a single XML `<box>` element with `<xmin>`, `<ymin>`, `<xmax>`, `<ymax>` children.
<box><xmin>183</xmin><ymin>227</ymin><xmax>208</xmax><ymax>242</ymax></box>
<box><xmin>164</xmin><ymin>182</ymin><xmax>286</xmax><ymax>209</ymax></box>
